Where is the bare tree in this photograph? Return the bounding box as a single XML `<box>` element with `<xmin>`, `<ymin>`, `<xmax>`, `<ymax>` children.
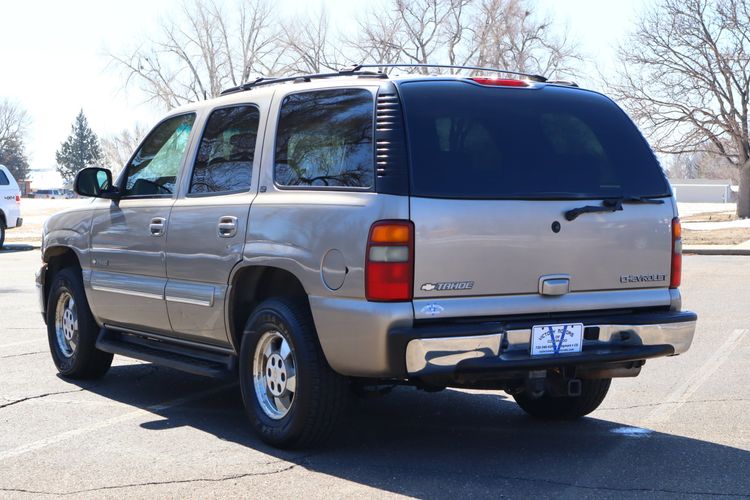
<box><xmin>109</xmin><ymin>0</ymin><xmax>284</xmax><ymax>108</ymax></box>
<box><xmin>393</xmin><ymin>0</ymin><xmax>454</xmax><ymax>71</ymax></box>
<box><xmin>667</xmin><ymin>151</ymin><xmax>740</xmax><ymax>183</ymax></box>
<box><xmin>100</xmin><ymin>124</ymin><xmax>148</xmax><ymax>177</ymax></box>
<box><xmin>351</xmin><ymin>0</ymin><xmax>457</xmax><ymax>73</ymax></box>
<box><xmin>0</xmin><ymin>98</ymin><xmax>30</xmax><ymax>152</ymax></box>
<box><xmin>109</xmin><ymin>0</ymin><xmax>581</xmax><ymax>109</ymax></box>
<box><xmin>444</xmin><ymin>0</ymin><xmax>476</xmax><ymax>69</ymax></box>
<box><xmin>0</xmin><ymin>99</ymin><xmax>31</xmax><ymax>180</ymax></box>
<box><xmin>350</xmin><ymin>13</ymin><xmax>405</xmax><ymax>68</ymax></box>
<box><xmin>281</xmin><ymin>9</ymin><xmax>344</xmax><ymax>73</ymax></box>
<box><xmin>350</xmin><ymin>0</ymin><xmax>580</xmax><ymax>77</ymax></box>
<box><xmin>471</xmin><ymin>0</ymin><xmax>580</xmax><ymax>77</ymax></box>
<box><xmin>612</xmin><ymin>0</ymin><xmax>750</xmax><ymax>217</ymax></box>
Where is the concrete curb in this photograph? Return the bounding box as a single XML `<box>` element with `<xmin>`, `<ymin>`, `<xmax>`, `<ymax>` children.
<box><xmin>684</xmin><ymin>246</ymin><xmax>750</xmax><ymax>256</ymax></box>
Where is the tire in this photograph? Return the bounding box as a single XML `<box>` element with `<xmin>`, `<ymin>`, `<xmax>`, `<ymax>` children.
<box><xmin>0</xmin><ymin>221</ymin><xmax>5</xmax><ymax>249</ymax></box>
<box><xmin>513</xmin><ymin>378</ymin><xmax>611</xmax><ymax>420</ymax></box>
<box><xmin>239</xmin><ymin>298</ymin><xmax>348</xmax><ymax>448</ymax></box>
<box><xmin>46</xmin><ymin>267</ymin><xmax>113</xmax><ymax>379</ymax></box>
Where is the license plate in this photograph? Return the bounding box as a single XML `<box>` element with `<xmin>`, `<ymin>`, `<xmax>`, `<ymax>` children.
<box><xmin>530</xmin><ymin>323</ymin><xmax>584</xmax><ymax>356</ymax></box>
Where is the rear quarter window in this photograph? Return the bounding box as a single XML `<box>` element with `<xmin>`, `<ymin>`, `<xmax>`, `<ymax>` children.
<box><xmin>399</xmin><ymin>81</ymin><xmax>670</xmax><ymax>199</ymax></box>
<box><xmin>0</xmin><ymin>170</ymin><xmax>9</xmax><ymax>185</ymax></box>
<box><xmin>274</xmin><ymin>88</ymin><xmax>374</xmax><ymax>189</ymax></box>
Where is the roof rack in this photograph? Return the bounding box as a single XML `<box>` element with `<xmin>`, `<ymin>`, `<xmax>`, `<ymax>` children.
<box><xmin>341</xmin><ymin>63</ymin><xmax>547</xmax><ymax>82</ymax></box>
<box><xmin>219</xmin><ymin>63</ymin><xmax>546</xmax><ymax>96</ymax></box>
<box><xmin>220</xmin><ymin>70</ymin><xmax>387</xmax><ymax>96</ymax></box>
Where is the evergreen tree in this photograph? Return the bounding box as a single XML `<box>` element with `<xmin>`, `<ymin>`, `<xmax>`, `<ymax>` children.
<box><xmin>0</xmin><ymin>137</ymin><xmax>29</xmax><ymax>181</ymax></box>
<box><xmin>55</xmin><ymin>110</ymin><xmax>103</xmax><ymax>183</ymax></box>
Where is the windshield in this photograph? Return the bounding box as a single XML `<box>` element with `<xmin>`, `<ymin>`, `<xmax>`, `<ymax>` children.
<box><xmin>398</xmin><ymin>81</ymin><xmax>670</xmax><ymax>200</ymax></box>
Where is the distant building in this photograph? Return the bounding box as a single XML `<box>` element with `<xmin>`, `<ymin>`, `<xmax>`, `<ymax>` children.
<box><xmin>26</xmin><ymin>168</ymin><xmax>65</xmax><ymax>194</ymax></box>
<box><xmin>669</xmin><ymin>178</ymin><xmax>736</xmax><ymax>203</ymax></box>
<box><xmin>19</xmin><ymin>179</ymin><xmax>32</xmax><ymax>196</ymax></box>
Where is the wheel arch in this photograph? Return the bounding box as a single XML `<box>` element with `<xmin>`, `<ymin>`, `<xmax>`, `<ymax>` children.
<box><xmin>227</xmin><ymin>265</ymin><xmax>311</xmax><ymax>351</ymax></box>
<box><xmin>43</xmin><ymin>246</ymin><xmax>83</xmax><ymax>311</ymax></box>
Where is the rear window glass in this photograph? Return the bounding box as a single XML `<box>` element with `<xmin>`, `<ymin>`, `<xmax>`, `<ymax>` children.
<box><xmin>0</xmin><ymin>170</ymin><xmax>8</xmax><ymax>185</ymax></box>
<box><xmin>399</xmin><ymin>81</ymin><xmax>670</xmax><ymax>199</ymax></box>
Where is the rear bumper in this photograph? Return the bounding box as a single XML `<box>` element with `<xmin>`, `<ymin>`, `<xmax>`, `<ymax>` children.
<box><xmin>3</xmin><ymin>215</ymin><xmax>22</xmax><ymax>229</ymax></box>
<box><xmin>394</xmin><ymin>310</ymin><xmax>696</xmax><ymax>378</ymax></box>
<box><xmin>3</xmin><ymin>203</ymin><xmax>22</xmax><ymax>228</ymax></box>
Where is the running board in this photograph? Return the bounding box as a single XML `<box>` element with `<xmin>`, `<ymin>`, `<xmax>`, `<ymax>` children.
<box><xmin>96</xmin><ymin>328</ymin><xmax>237</xmax><ymax>379</ymax></box>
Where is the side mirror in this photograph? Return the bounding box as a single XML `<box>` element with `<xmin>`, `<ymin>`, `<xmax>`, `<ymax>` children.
<box><xmin>74</xmin><ymin>167</ymin><xmax>119</xmax><ymax>199</ymax></box>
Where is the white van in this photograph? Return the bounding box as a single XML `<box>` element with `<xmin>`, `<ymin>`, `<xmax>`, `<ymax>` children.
<box><xmin>0</xmin><ymin>164</ymin><xmax>23</xmax><ymax>248</ymax></box>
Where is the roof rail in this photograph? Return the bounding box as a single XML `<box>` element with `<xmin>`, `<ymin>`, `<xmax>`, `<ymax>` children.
<box><xmin>545</xmin><ymin>80</ymin><xmax>579</xmax><ymax>87</ymax></box>
<box><xmin>220</xmin><ymin>70</ymin><xmax>387</xmax><ymax>96</ymax></box>
<box><xmin>219</xmin><ymin>63</ymin><xmax>546</xmax><ymax>96</ymax></box>
<box><xmin>341</xmin><ymin>63</ymin><xmax>547</xmax><ymax>82</ymax></box>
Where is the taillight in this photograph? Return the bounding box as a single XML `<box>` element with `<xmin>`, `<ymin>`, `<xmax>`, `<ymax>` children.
<box><xmin>365</xmin><ymin>220</ymin><xmax>414</xmax><ymax>302</ymax></box>
<box><xmin>15</xmin><ymin>194</ymin><xmax>20</xmax><ymax>204</ymax></box>
<box><xmin>671</xmin><ymin>217</ymin><xmax>682</xmax><ymax>288</ymax></box>
<box><xmin>470</xmin><ymin>77</ymin><xmax>529</xmax><ymax>87</ymax></box>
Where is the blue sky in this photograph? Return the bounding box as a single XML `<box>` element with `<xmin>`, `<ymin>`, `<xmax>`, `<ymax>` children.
<box><xmin>0</xmin><ymin>0</ymin><xmax>652</xmax><ymax>169</ymax></box>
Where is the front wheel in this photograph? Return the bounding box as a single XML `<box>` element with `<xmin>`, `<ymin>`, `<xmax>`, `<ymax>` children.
<box><xmin>46</xmin><ymin>268</ymin><xmax>113</xmax><ymax>378</ymax></box>
<box><xmin>239</xmin><ymin>298</ymin><xmax>348</xmax><ymax>448</ymax></box>
<box><xmin>513</xmin><ymin>378</ymin><xmax>611</xmax><ymax>420</ymax></box>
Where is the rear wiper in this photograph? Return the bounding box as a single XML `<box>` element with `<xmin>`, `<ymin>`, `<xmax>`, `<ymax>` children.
<box><xmin>564</xmin><ymin>197</ymin><xmax>665</xmax><ymax>221</ymax></box>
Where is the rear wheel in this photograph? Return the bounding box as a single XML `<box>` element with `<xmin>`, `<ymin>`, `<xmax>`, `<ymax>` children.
<box><xmin>0</xmin><ymin>220</ymin><xmax>5</xmax><ymax>249</ymax></box>
<box><xmin>513</xmin><ymin>378</ymin><xmax>611</xmax><ymax>419</ymax></box>
<box><xmin>239</xmin><ymin>298</ymin><xmax>348</xmax><ymax>448</ymax></box>
<box><xmin>46</xmin><ymin>268</ymin><xmax>113</xmax><ymax>378</ymax></box>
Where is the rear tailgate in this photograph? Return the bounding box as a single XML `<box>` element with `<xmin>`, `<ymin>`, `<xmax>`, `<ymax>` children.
<box><xmin>411</xmin><ymin>198</ymin><xmax>673</xmax><ymax>297</ymax></box>
<box><xmin>398</xmin><ymin>80</ymin><xmax>675</xmax><ymax>315</ymax></box>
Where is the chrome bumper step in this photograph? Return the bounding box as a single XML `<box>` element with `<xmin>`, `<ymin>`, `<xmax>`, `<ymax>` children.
<box><xmin>401</xmin><ymin>312</ymin><xmax>697</xmax><ymax>377</ymax></box>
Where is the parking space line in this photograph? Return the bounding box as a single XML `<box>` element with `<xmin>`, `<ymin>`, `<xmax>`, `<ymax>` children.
<box><xmin>0</xmin><ymin>383</ymin><xmax>237</xmax><ymax>462</ymax></box>
<box><xmin>642</xmin><ymin>329</ymin><xmax>747</xmax><ymax>427</ymax></box>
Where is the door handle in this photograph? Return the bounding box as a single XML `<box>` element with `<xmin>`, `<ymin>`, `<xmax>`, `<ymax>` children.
<box><xmin>150</xmin><ymin>217</ymin><xmax>166</xmax><ymax>237</ymax></box>
<box><xmin>218</xmin><ymin>216</ymin><xmax>238</xmax><ymax>238</ymax></box>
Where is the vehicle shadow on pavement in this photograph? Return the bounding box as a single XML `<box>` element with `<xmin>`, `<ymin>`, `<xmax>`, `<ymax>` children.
<box><xmin>71</xmin><ymin>362</ymin><xmax>750</xmax><ymax>498</ymax></box>
<box><xmin>0</xmin><ymin>244</ymin><xmax>35</xmax><ymax>253</ymax></box>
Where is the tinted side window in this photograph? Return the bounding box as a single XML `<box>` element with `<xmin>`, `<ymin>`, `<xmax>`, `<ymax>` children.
<box><xmin>122</xmin><ymin>114</ymin><xmax>196</xmax><ymax>197</ymax></box>
<box><xmin>0</xmin><ymin>170</ymin><xmax>9</xmax><ymax>185</ymax></box>
<box><xmin>189</xmin><ymin>106</ymin><xmax>260</xmax><ymax>194</ymax></box>
<box><xmin>275</xmin><ymin>89</ymin><xmax>374</xmax><ymax>189</ymax></box>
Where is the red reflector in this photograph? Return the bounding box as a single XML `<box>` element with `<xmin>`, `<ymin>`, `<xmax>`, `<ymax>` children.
<box><xmin>470</xmin><ymin>77</ymin><xmax>529</xmax><ymax>87</ymax></box>
<box><xmin>671</xmin><ymin>217</ymin><xmax>682</xmax><ymax>288</ymax></box>
<box><xmin>365</xmin><ymin>221</ymin><xmax>414</xmax><ymax>302</ymax></box>
<box><xmin>366</xmin><ymin>262</ymin><xmax>412</xmax><ymax>301</ymax></box>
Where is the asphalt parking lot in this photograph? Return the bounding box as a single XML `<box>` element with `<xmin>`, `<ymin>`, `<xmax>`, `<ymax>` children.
<box><xmin>1</xmin><ymin>248</ymin><xmax>748</xmax><ymax>498</ymax></box>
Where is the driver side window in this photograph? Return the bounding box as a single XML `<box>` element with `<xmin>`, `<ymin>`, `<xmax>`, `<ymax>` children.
<box><xmin>121</xmin><ymin>114</ymin><xmax>196</xmax><ymax>197</ymax></box>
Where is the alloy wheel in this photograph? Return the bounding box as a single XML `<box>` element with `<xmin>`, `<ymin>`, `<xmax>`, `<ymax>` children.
<box><xmin>252</xmin><ymin>330</ymin><xmax>297</xmax><ymax>419</ymax></box>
